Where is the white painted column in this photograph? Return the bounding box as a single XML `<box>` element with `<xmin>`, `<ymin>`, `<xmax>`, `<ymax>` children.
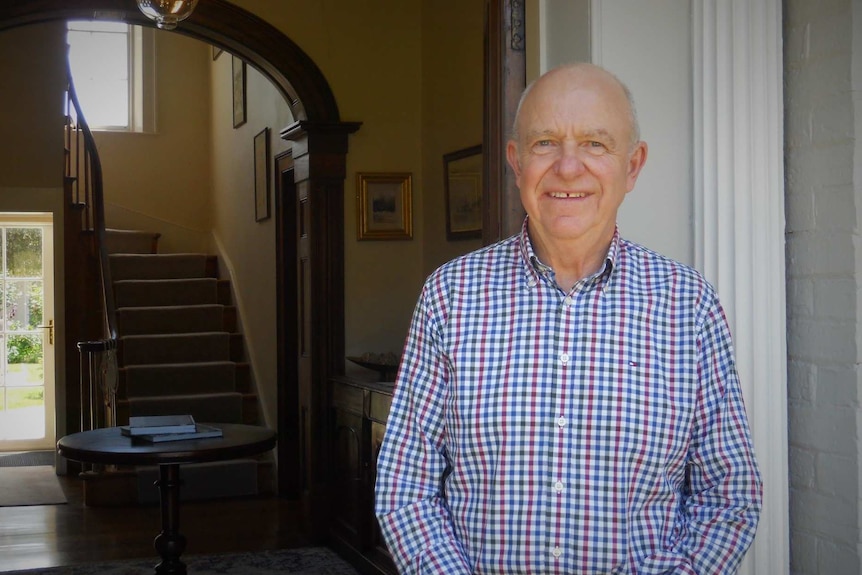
<box><xmin>693</xmin><ymin>1</ymin><xmax>789</xmax><ymax>574</ymax></box>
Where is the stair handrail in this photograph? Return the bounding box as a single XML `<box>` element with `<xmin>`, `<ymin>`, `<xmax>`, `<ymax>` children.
<box><xmin>65</xmin><ymin>59</ymin><xmax>119</xmax><ymax>429</ymax></box>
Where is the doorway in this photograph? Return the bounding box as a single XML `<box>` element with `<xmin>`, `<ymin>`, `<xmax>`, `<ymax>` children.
<box><xmin>0</xmin><ymin>214</ymin><xmax>55</xmax><ymax>451</ymax></box>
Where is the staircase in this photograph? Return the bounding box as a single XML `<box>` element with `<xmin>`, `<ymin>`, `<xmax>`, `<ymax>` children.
<box><xmin>81</xmin><ymin>229</ymin><xmax>272</xmax><ymax>506</ymax></box>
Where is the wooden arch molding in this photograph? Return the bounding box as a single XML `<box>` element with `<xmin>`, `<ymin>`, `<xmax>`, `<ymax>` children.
<box><xmin>0</xmin><ymin>0</ymin><xmax>340</xmax><ymax>123</ymax></box>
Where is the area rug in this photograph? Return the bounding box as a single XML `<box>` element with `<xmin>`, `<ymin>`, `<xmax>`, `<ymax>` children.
<box><xmin>0</xmin><ymin>450</ymin><xmax>55</xmax><ymax>467</ymax></box>
<box><xmin>2</xmin><ymin>546</ymin><xmax>361</xmax><ymax>574</ymax></box>
<box><xmin>0</xmin><ymin>466</ymin><xmax>67</xmax><ymax>506</ymax></box>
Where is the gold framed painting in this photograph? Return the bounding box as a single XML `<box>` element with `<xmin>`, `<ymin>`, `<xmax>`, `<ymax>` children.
<box><xmin>356</xmin><ymin>172</ymin><xmax>413</xmax><ymax>240</ymax></box>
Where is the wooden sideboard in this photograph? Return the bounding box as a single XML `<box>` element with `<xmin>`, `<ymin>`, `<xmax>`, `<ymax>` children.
<box><xmin>329</xmin><ymin>377</ymin><xmax>397</xmax><ymax>575</ymax></box>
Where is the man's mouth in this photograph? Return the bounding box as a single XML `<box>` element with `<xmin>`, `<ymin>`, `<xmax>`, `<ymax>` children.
<box><xmin>549</xmin><ymin>191</ymin><xmax>586</xmax><ymax>198</ymax></box>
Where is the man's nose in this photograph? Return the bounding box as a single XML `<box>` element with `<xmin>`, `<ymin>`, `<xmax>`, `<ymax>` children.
<box><xmin>554</xmin><ymin>143</ymin><xmax>586</xmax><ymax>178</ymax></box>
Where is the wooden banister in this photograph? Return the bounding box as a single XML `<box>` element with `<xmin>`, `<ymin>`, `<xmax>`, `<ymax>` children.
<box><xmin>64</xmin><ymin>60</ymin><xmax>118</xmax><ymax>431</ymax></box>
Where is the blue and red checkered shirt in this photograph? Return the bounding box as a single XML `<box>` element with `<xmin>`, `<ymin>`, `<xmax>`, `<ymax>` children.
<box><xmin>375</xmin><ymin>220</ymin><xmax>762</xmax><ymax>574</ymax></box>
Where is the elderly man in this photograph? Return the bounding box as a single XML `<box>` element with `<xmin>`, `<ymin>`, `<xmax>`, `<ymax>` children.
<box><xmin>375</xmin><ymin>63</ymin><xmax>762</xmax><ymax>574</ymax></box>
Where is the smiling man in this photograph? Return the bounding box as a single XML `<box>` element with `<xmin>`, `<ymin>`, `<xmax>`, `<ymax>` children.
<box><xmin>375</xmin><ymin>63</ymin><xmax>762</xmax><ymax>574</ymax></box>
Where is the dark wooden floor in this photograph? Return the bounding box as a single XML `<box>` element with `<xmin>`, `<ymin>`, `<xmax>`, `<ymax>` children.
<box><xmin>0</xmin><ymin>471</ymin><xmax>309</xmax><ymax>572</ymax></box>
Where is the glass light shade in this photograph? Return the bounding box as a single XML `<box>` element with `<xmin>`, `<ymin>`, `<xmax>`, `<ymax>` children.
<box><xmin>136</xmin><ymin>0</ymin><xmax>199</xmax><ymax>30</ymax></box>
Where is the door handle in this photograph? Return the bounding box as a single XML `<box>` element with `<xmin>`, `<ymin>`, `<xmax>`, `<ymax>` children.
<box><xmin>38</xmin><ymin>319</ymin><xmax>54</xmax><ymax>345</ymax></box>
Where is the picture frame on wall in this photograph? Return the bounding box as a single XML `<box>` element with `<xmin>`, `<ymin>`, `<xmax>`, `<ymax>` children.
<box><xmin>232</xmin><ymin>55</ymin><xmax>247</xmax><ymax>128</ymax></box>
<box><xmin>254</xmin><ymin>127</ymin><xmax>271</xmax><ymax>222</ymax></box>
<box><xmin>443</xmin><ymin>144</ymin><xmax>483</xmax><ymax>240</ymax></box>
<box><xmin>356</xmin><ymin>172</ymin><xmax>413</xmax><ymax>240</ymax></box>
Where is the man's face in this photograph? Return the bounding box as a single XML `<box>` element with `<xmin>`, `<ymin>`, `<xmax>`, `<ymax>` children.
<box><xmin>506</xmin><ymin>67</ymin><xmax>647</xmax><ymax>251</ymax></box>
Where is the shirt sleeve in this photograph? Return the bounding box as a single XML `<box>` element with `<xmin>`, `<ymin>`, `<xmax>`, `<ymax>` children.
<box><xmin>655</xmin><ymin>292</ymin><xmax>763</xmax><ymax>573</ymax></box>
<box><xmin>374</xmin><ymin>283</ymin><xmax>472</xmax><ymax>575</ymax></box>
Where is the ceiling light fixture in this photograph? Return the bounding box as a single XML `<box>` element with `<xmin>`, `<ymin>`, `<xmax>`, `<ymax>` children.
<box><xmin>136</xmin><ymin>0</ymin><xmax>199</xmax><ymax>30</ymax></box>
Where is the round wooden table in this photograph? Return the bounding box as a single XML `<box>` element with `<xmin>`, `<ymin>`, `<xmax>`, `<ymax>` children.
<box><xmin>57</xmin><ymin>423</ymin><xmax>277</xmax><ymax>575</ymax></box>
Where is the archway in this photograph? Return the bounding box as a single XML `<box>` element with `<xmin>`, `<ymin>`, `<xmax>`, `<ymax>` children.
<box><xmin>0</xmin><ymin>0</ymin><xmax>339</xmax><ymax>123</ymax></box>
<box><xmin>0</xmin><ymin>0</ymin><xmax>357</xmax><ymax>518</ymax></box>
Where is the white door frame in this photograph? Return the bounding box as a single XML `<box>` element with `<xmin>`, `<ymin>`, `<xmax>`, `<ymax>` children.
<box><xmin>0</xmin><ymin>214</ymin><xmax>56</xmax><ymax>451</ymax></box>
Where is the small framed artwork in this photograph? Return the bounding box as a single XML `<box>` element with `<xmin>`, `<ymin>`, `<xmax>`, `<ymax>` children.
<box><xmin>356</xmin><ymin>172</ymin><xmax>413</xmax><ymax>240</ymax></box>
<box><xmin>212</xmin><ymin>45</ymin><xmax>223</xmax><ymax>60</ymax></box>
<box><xmin>232</xmin><ymin>55</ymin><xmax>247</xmax><ymax>128</ymax></box>
<box><xmin>254</xmin><ymin>127</ymin><xmax>271</xmax><ymax>222</ymax></box>
<box><xmin>444</xmin><ymin>144</ymin><xmax>483</xmax><ymax>240</ymax></box>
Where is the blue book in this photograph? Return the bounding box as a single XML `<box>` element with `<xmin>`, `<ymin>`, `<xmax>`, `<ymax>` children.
<box><xmin>120</xmin><ymin>414</ymin><xmax>197</xmax><ymax>437</ymax></box>
<box><xmin>135</xmin><ymin>424</ymin><xmax>224</xmax><ymax>443</ymax></box>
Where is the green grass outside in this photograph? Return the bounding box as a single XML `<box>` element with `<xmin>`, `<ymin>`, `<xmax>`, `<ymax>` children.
<box><xmin>2</xmin><ymin>363</ymin><xmax>44</xmax><ymax>410</ymax></box>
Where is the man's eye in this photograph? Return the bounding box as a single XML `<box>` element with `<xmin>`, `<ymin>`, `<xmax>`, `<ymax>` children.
<box><xmin>589</xmin><ymin>141</ymin><xmax>604</xmax><ymax>147</ymax></box>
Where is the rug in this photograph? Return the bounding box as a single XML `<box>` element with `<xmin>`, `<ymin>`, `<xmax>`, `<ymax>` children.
<box><xmin>0</xmin><ymin>450</ymin><xmax>55</xmax><ymax>467</ymax></box>
<box><xmin>0</xmin><ymin>465</ymin><xmax>67</xmax><ymax>506</ymax></box>
<box><xmin>2</xmin><ymin>546</ymin><xmax>362</xmax><ymax>574</ymax></box>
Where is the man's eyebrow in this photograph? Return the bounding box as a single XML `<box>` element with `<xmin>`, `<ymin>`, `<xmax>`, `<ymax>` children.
<box><xmin>523</xmin><ymin>129</ymin><xmax>557</xmax><ymax>141</ymax></box>
<box><xmin>581</xmin><ymin>128</ymin><xmax>617</xmax><ymax>147</ymax></box>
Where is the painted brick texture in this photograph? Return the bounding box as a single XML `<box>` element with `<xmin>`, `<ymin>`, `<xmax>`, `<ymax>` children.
<box><xmin>784</xmin><ymin>0</ymin><xmax>861</xmax><ymax>573</ymax></box>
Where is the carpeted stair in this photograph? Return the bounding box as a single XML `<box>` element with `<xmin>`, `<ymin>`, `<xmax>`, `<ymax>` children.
<box><xmin>82</xmin><ymin>229</ymin><xmax>268</xmax><ymax>506</ymax></box>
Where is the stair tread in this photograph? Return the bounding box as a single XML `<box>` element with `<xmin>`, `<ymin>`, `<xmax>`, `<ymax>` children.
<box><xmin>122</xmin><ymin>360</ymin><xmax>240</xmax><ymax>369</ymax></box>
<box><xmin>117</xmin><ymin>303</ymin><xmax>226</xmax><ymax>311</ymax></box>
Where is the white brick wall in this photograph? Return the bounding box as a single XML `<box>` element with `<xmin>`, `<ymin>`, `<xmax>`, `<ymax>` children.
<box><xmin>784</xmin><ymin>0</ymin><xmax>861</xmax><ymax>572</ymax></box>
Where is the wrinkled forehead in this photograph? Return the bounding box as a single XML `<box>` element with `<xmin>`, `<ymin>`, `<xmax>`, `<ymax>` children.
<box><xmin>517</xmin><ymin>70</ymin><xmax>634</xmax><ymax>141</ymax></box>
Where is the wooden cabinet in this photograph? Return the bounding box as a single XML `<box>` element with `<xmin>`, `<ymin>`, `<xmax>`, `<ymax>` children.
<box><xmin>329</xmin><ymin>378</ymin><xmax>396</xmax><ymax>575</ymax></box>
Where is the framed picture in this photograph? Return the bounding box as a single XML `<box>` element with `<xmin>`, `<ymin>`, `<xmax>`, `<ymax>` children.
<box><xmin>356</xmin><ymin>172</ymin><xmax>412</xmax><ymax>240</ymax></box>
<box><xmin>444</xmin><ymin>144</ymin><xmax>483</xmax><ymax>240</ymax></box>
<box><xmin>212</xmin><ymin>45</ymin><xmax>223</xmax><ymax>60</ymax></box>
<box><xmin>232</xmin><ymin>55</ymin><xmax>247</xmax><ymax>128</ymax></box>
<box><xmin>254</xmin><ymin>127</ymin><xmax>271</xmax><ymax>222</ymax></box>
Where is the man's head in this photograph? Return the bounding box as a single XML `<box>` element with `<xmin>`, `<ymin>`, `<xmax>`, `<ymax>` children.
<box><xmin>506</xmin><ymin>63</ymin><xmax>648</xmax><ymax>257</ymax></box>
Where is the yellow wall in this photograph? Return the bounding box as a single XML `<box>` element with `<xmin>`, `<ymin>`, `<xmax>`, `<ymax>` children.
<box><xmin>226</xmin><ymin>1</ymin><xmax>425</xmax><ymax>366</ymax></box>
<box><xmin>209</xmin><ymin>53</ymin><xmax>291</xmax><ymax>430</ymax></box>
<box><xmin>96</xmin><ymin>31</ymin><xmax>213</xmax><ymax>254</ymax></box>
<box><xmin>420</xmin><ymin>0</ymin><xmax>485</xmax><ymax>275</ymax></box>
<box><xmin>0</xmin><ymin>23</ymin><xmax>66</xmax><ymax>188</ymax></box>
<box><xmin>227</xmin><ymin>0</ymin><xmax>483</xmax><ymax>368</ymax></box>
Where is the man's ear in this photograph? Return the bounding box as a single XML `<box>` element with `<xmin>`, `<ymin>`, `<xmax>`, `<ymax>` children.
<box><xmin>625</xmin><ymin>141</ymin><xmax>648</xmax><ymax>192</ymax></box>
<box><xmin>506</xmin><ymin>140</ymin><xmax>522</xmax><ymax>181</ymax></box>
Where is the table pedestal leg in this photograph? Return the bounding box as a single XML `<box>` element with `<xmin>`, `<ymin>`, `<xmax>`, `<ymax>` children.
<box><xmin>153</xmin><ymin>464</ymin><xmax>187</xmax><ymax>575</ymax></box>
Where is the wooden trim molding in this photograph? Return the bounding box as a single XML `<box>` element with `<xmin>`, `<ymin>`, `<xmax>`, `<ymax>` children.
<box><xmin>0</xmin><ymin>0</ymin><xmax>340</xmax><ymax>123</ymax></box>
<box><xmin>483</xmin><ymin>0</ymin><xmax>526</xmax><ymax>245</ymax></box>
<box><xmin>692</xmin><ymin>2</ymin><xmax>788</xmax><ymax>573</ymax></box>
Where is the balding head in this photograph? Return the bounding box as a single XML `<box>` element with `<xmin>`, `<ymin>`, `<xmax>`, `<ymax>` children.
<box><xmin>512</xmin><ymin>63</ymin><xmax>641</xmax><ymax>150</ymax></box>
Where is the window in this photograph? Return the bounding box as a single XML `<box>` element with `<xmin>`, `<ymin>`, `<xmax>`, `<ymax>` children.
<box><xmin>67</xmin><ymin>21</ymin><xmax>155</xmax><ymax>133</ymax></box>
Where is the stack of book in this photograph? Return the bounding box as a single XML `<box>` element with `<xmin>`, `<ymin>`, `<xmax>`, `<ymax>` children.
<box><xmin>120</xmin><ymin>414</ymin><xmax>223</xmax><ymax>443</ymax></box>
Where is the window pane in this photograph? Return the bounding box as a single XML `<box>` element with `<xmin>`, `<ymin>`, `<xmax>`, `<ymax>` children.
<box><xmin>4</xmin><ymin>280</ymin><xmax>42</xmax><ymax>331</ymax></box>
<box><xmin>6</xmin><ymin>228</ymin><xmax>42</xmax><ymax>278</ymax></box>
<box><xmin>6</xmin><ymin>336</ymin><xmax>43</xmax><ymax>387</ymax></box>
<box><xmin>67</xmin><ymin>21</ymin><xmax>128</xmax><ymax>33</ymax></box>
<box><xmin>67</xmin><ymin>23</ymin><xmax>130</xmax><ymax>129</ymax></box>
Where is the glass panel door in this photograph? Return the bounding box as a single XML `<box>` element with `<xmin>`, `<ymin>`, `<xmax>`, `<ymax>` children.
<box><xmin>0</xmin><ymin>219</ymin><xmax>54</xmax><ymax>450</ymax></box>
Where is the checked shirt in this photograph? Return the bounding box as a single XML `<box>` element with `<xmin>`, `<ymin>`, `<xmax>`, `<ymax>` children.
<box><xmin>375</xmin><ymin>221</ymin><xmax>762</xmax><ymax>574</ymax></box>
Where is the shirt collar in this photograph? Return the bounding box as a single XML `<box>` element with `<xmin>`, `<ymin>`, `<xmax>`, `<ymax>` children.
<box><xmin>518</xmin><ymin>216</ymin><xmax>619</xmax><ymax>292</ymax></box>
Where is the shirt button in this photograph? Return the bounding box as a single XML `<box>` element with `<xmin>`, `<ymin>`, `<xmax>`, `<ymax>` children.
<box><xmin>552</xmin><ymin>547</ymin><xmax>562</xmax><ymax>558</ymax></box>
<box><xmin>527</xmin><ymin>278</ymin><xmax>537</xmax><ymax>287</ymax></box>
<box><xmin>557</xmin><ymin>416</ymin><xmax>566</xmax><ymax>427</ymax></box>
<box><xmin>560</xmin><ymin>353</ymin><xmax>569</xmax><ymax>364</ymax></box>
<box><xmin>563</xmin><ymin>296</ymin><xmax>574</xmax><ymax>306</ymax></box>
<box><xmin>554</xmin><ymin>481</ymin><xmax>564</xmax><ymax>493</ymax></box>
